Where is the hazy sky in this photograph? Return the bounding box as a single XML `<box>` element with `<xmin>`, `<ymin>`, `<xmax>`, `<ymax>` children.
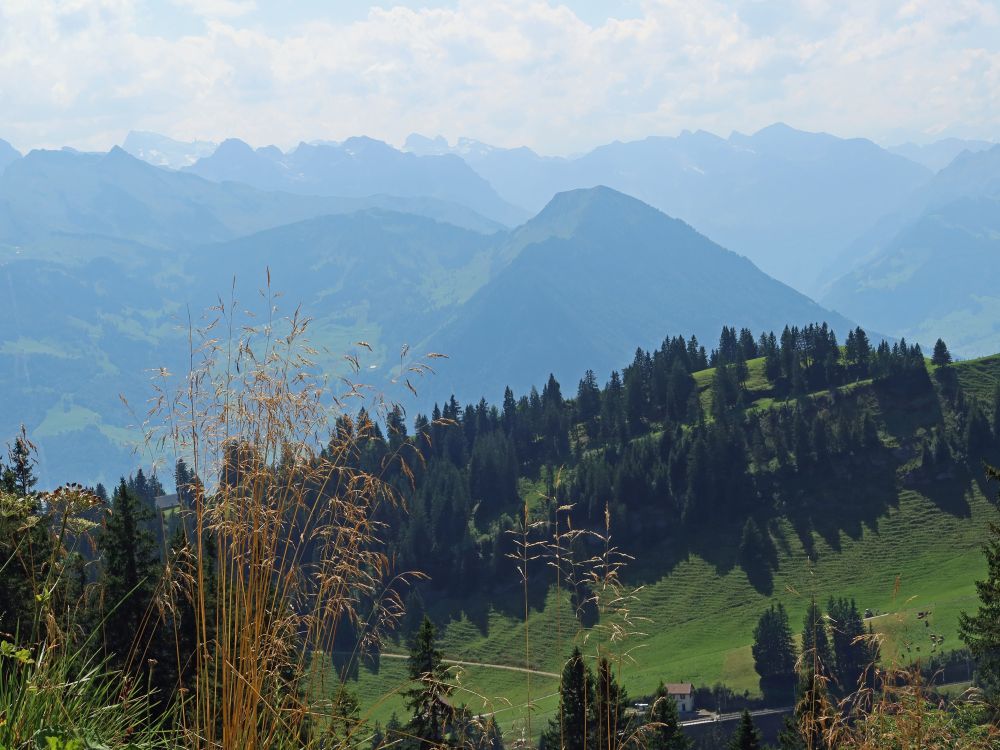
<box><xmin>2</xmin><ymin>0</ymin><xmax>999</xmax><ymax>154</ymax></box>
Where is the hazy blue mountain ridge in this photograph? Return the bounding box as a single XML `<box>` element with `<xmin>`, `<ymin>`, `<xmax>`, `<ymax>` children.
<box><xmin>0</xmin><ymin>208</ymin><xmax>498</xmax><ymax>487</ymax></box>
<box><xmin>820</xmin><ymin>143</ymin><xmax>1000</xmax><ymax>357</ymax></box>
<box><xmin>823</xmin><ymin>192</ymin><xmax>1000</xmax><ymax>358</ymax></box>
<box><xmin>121</xmin><ymin>131</ymin><xmax>217</xmax><ymax>169</ymax></box>
<box><xmin>0</xmin><ymin>146</ymin><xmax>503</xmax><ymax>263</ymax></box>
<box><xmin>406</xmin><ymin>123</ymin><xmax>932</xmax><ymax>294</ymax></box>
<box><xmin>0</xmin><ymin>139</ymin><xmax>20</xmax><ymax>174</ymax></box>
<box><xmin>185</xmin><ymin>136</ymin><xmax>528</xmax><ymax>227</ymax></box>
<box><xmin>422</xmin><ymin>186</ymin><xmax>861</xmax><ymax>403</ymax></box>
<box><xmin>888</xmin><ymin>138</ymin><xmax>995</xmax><ymax>172</ymax></box>
<box><xmin>821</xmin><ymin>143</ymin><xmax>1000</xmax><ymax>280</ymax></box>
<box><xmin>2</xmin><ymin>172</ymin><xmax>864</xmax><ymax>486</ymax></box>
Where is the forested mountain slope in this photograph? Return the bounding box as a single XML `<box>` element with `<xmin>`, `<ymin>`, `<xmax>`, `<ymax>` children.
<box><xmin>330</xmin><ymin>329</ymin><xmax>1000</xmax><ymax>736</ymax></box>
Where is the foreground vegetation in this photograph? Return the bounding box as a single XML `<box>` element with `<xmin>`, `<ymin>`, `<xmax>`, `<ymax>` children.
<box><xmin>1</xmin><ymin>302</ymin><xmax>999</xmax><ymax>748</ymax></box>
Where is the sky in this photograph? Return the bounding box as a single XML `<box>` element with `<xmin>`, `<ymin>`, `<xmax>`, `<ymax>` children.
<box><xmin>1</xmin><ymin>0</ymin><xmax>999</xmax><ymax>155</ymax></box>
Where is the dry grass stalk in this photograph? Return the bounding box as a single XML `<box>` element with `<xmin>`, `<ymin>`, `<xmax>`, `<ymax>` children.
<box><xmin>146</xmin><ymin>280</ymin><xmax>426</xmax><ymax>749</ymax></box>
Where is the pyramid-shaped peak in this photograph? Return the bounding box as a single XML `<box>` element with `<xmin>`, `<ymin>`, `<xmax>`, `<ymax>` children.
<box><xmin>531</xmin><ymin>185</ymin><xmax>664</xmax><ymax>227</ymax></box>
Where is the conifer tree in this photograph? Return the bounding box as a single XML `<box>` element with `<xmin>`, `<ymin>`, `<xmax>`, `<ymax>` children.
<box><xmin>328</xmin><ymin>685</ymin><xmax>364</xmax><ymax>747</ymax></box>
<box><xmin>789</xmin><ymin>666</ymin><xmax>834</xmax><ymax>750</ymax></box>
<box><xmin>0</xmin><ymin>429</ymin><xmax>46</xmax><ymax>636</ymax></box>
<box><xmin>577</xmin><ymin>369</ymin><xmax>602</xmax><ymax>428</ymax></box>
<box><xmin>801</xmin><ymin>598</ymin><xmax>834</xmax><ymax>678</ymax></box>
<box><xmin>593</xmin><ymin>657</ymin><xmax>629</xmax><ymax>750</ymax></box>
<box><xmin>959</xmin><ymin>497</ymin><xmax>1000</xmax><ymax>707</ymax></box>
<box><xmin>752</xmin><ymin>603</ymin><xmax>797</xmax><ymax>703</ymax></box>
<box><xmin>931</xmin><ymin>338</ymin><xmax>953</xmax><ymax>367</ymax></box>
<box><xmin>5</xmin><ymin>426</ymin><xmax>37</xmax><ymax>496</ymax></box>
<box><xmin>728</xmin><ymin>710</ymin><xmax>762</xmax><ymax>750</ymax></box>
<box><xmin>738</xmin><ymin>518</ymin><xmax>768</xmax><ymax>573</ymax></box>
<box><xmin>542</xmin><ymin>647</ymin><xmax>594</xmax><ymax>750</ymax></box>
<box><xmin>646</xmin><ymin>682</ymin><xmax>691</xmax><ymax>750</ymax></box>
<box><xmin>98</xmin><ymin>478</ymin><xmax>161</xmax><ymax>668</ymax></box>
<box><xmin>404</xmin><ymin>616</ymin><xmax>453</xmax><ymax>749</ymax></box>
<box><xmin>827</xmin><ymin>597</ymin><xmax>872</xmax><ymax>690</ymax></box>
<box><xmin>0</xmin><ymin>475</ymin><xmax>48</xmax><ymax>636</ymax></box>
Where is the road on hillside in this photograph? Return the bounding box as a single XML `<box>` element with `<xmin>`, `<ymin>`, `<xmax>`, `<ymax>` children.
<box><xmin>380</xmin><ymin>651</ymin><xmax>559</xmax><ymax>678</ymax></box>
<box><xmin>680</xmin><ymin>706</ymin><xmax>794</xmax><ymax>727</ymax></box>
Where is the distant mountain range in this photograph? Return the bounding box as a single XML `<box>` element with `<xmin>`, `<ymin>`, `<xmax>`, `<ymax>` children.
<box><xmin>823</xmin><ymin>145</ymin><xmax>1000</xmax><ymax>358</ymax></box>
<box><xmin>405</xmin><ymin>124</ymin><xmax>934</xmax><ymax>294</ymax></box>
<box><xmin>0</xmin><ymin>146</ymin><xmax>503</xmax><ymax>259</ymax></box>
<box><xmin>887</xmin><ymin>138</ymin><xmax>996</xmax><ymax>172</ymax></box>
<box><xmin>182</xmin><ymin>136</ymin><xmax>528</xmax><ymax>227</ymax></box>
<box><xmin>122</xmin><ymin>131</ymin><xmax>216</xmax><ymax>169</ymax></box>
<box><xmin>5</xmin><ymin>123</ymin><xmax>1000</xmax><ymax>484</ymax></box>
<box><xmin>123</xmin><ymin>126</ymin><xmax>1000</xmax><ymax>297</ymax></box>
<box><xmin>0</xmin><ymin>141</ymin><xmax>862</xmax><ymax>486</ymax></box>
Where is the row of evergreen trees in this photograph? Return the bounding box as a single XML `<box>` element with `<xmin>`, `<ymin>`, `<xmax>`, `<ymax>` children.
<box><xmin>281</xmin><ymin>320</ymin><xmax>1000</xmax><ymax>628</ymax></box>
<box><xmin>360</xmin><ymin>323</ymin><xmax>970</xmax><ymax>603</ymax></box>
<box><xmin>751</xmin><ymin>598</ymin><xmax>876</xmax><ymax>704</ymax></box>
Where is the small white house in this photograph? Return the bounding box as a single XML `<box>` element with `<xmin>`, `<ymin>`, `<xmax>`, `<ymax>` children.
<box><xmin>665</xmin><ymin>683</ymin><xmax>694</xmax><ymax>713</ymax></box>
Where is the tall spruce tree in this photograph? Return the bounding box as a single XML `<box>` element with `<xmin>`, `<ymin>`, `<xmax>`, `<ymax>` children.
<box><xmin>827</xmin><ymin>597</ymin><xmax>873</xmax><ymax>690</ymax></box>
<box><xmin>646</xmin><ymin>682</ymin><xmax>690</xmax><ymax>750</ymax></box>
<box><xmin>149</xmin><ymin>523</ymin><xmax>203</xmax><ymax>714</ymax></box>
<box><xmin>789</xmin><ymin>666</ymin><xmax>834</xmax><ymax>750</ymax></box>
<box><xmin>592</xmin><ymin>657</ymin><xmax>629</xmax><ymax>750</ymax></box>
<box><xmin>0</xmin><ymin>429</ymin><xmax>46</xmax><ymax>638</ymax></box>
<box><xmin>541</xmin><ymin>647</ymin><xmax>594</xmax><ymax>750</ymax></box>
<box><xmin>752</xmin><ymin>603</ymin><xmax>797</xmax><ymax>703</ymax></box>
<box><xmin>959</xmin><ymin>500</ymin><xmax>1000</xmax><ymax>707</ymax></box>
<box><xmin>931</xmin><ymin>338</ymin><xmax>953</xmax><ymax>367</ymax></box>
<box><xmin>98</xmin><ymin>478</ymin><xmax>161</xmax><ymax>668</ymax></box>
<box><xmin>404</xmin><ymin>616</ymin><xmax>453</xmax><ymax>749</ymax></box>
<box><xmin>4</xmin><ymin>426</ymin><xmax>37</xmax><ymax>496</ymax></box>
<box><xmin>728</xmin><ymin>710</ymin><xmax>762</xmax><ymax>750</ymax></box>
<box><xmin>801</xmin><ymin>598</ymin><xmax>834</xmax><ymax>678</ymax></box>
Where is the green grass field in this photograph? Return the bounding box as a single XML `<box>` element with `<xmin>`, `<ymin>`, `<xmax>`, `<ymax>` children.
<box><xmin>339</xmin><ymin>356</ymin><xmax>1000</xmax><ymax>738</ymax></box>
<box><xmin>953</xmin><ymin>353</ymin><xmax>1000</xmax><ymax>400</ymax></box>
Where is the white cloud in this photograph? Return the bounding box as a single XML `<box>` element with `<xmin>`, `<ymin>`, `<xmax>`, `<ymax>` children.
<box><xmin>0</xmin><ymin>0</ymin><xmax>998</xmax><ymax>154</ymax></box>
<box><xmin>171</xmin><ymin>0</ymin><xmax>256</xmax><ymax>18</ymax></box>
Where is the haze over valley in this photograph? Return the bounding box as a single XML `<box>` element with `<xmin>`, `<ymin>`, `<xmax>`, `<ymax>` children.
<box><xmin>2</xmin><ymin>123</ymin><xmax>999</xmax><ymax>485</ymax></box>
<box><xmin>3</xmin><ymin>4</ymin><xmax>1000</xmax><ymax>749</ymax></box>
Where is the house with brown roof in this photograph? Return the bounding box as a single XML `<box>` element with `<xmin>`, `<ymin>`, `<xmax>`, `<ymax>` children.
<box><xmin>664</xmin><ymin>683</ymin><xmax>694</xmax><ymax>713</ymax></box>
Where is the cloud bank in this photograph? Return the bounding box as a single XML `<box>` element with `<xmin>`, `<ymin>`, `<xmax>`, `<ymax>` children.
<box><xmin>1</xmin><ymin>0</ymin><xmax>998</xmax><ymax>153</ymax></box>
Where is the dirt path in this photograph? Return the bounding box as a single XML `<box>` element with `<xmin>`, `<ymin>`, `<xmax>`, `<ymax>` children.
<box><xmin>380</xmin><ymin>652</ymin><xmax>559</xmax><ymax>679</ymax></box>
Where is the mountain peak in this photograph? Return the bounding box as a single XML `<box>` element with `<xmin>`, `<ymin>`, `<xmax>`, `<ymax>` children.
<box><xmin>121</xmin><ymin>131</ymin><xmax>217</xmax><ymax>169</ymax></box>
<box><xmin>404</xmin><ymin>133</ymin><xmax>449</xmax><ymax>155</ymax></box>
<box><xmin>532</xmin><ymin>185</ymin><xmax>662</xmax><ymax>228</ymax></box>
<box><xmin>340</xmin><ymin>135</ymin><xmax>394</xmax><ymax>155</ymax></box>
<box><xmin>500</xmin><ymin>186</ymin><xmax>675</xmax><ymax>264</ymax></box>
<box><xmin>0</xmin><ymin>138</ymin><xmax>21</xmax><ymax>173</ymax></box>
<box><xmin>754</xmin><ymin>121</ymin><xmax>797</xmax><ymax>135</ymax></box>
<box><xmin>214</xmin><ymin>138</ymin><xmax>255</xmax><ymax>157</ymax></box>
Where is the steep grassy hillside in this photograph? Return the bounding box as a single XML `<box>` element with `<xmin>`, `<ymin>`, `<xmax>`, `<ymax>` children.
<box><xmin>341</xmin><ymin>355</ymin><xmax>1000</xmax><ymax>738</ymax></box>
